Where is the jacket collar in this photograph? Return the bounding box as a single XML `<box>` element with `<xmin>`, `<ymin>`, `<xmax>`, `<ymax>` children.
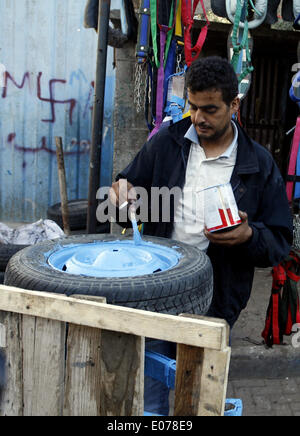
<box><xmin>168</xmin><ymin>117</ymin><xmax>260</xmax><ymax>175</ymax></box>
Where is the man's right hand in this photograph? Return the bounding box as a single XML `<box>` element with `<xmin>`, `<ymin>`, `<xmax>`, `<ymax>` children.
<box><xmin>109</xmin><ymin>179</ymin><xmax>137</xmax><ymax>208</ymax></box>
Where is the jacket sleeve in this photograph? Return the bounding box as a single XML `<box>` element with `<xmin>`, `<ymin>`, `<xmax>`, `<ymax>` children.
<box><xmin>241</xmin><ymin>163</ymin><xmax>293</xmax><ymax>267</ymax></box>
<box><xmin>116</xmin><ymin>134</ymin><xmax>159</xmax><ymax>189</ymax></box>
<box><xmin>114</xmin><ymin>136</ymin><xmax>158</xmax><ymax>227</ymax></box>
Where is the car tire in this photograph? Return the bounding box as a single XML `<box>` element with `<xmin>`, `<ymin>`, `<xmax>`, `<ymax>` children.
<box><xmin>211</xmin><ymin>0</ymin><xmax>228</xmax><ymax>18</ymax></box>
<box><xmin>0</xmin><ymin>244</ymin><xmax>28</xmax><ymax>272</ymax></box>
<box><xmin>47</xmin><ymin>199</ymin><xmax>89</xmax><ymax>230</ymax></box>
<box><xmin>4</xmin><ymin>234</ymin><xmax>213</xmax><ymax>316</ymax></box>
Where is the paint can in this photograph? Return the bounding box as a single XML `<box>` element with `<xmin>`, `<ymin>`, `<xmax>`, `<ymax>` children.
<box><xmin>204</xmin><ymin>183</ymin><xmax>241</xmax><ymax>233</ymax></box>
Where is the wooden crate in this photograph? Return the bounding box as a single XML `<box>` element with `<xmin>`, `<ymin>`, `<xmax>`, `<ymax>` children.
<box><xmin>0</xmin><ymin>285</ymin><xmax>231</xmax><ymax>416</ymax></box>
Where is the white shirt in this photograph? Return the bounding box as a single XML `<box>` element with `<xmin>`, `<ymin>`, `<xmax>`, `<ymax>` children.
<box><xmin>171</xmin><ymin>121</ymin><xmax>238</xmax><ymax>250</ymax></box>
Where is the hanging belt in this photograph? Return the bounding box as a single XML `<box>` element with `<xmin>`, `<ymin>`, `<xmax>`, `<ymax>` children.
<box><xmin>181</xmin><ymin>0</ymin><xmax>210</xmax><ymax>67</ymax></box>
<box><xmin>136</xmin><ymin>0</ymin><xmax>151</xmax><ymax>63</ymax></box>
<box><xmin>230</xmin><ymin>0</ymin><xmax>254</xmax><ymax>84</ymax></box>
<box><xmin>286</xmin><ymin>117</ymin><xmax>300</xmax><ymax>202</ymax></box>
<box><xmin>148</xmin><ymin>0</ymin><xmax>177</xmax><ymax>138</ymax></box>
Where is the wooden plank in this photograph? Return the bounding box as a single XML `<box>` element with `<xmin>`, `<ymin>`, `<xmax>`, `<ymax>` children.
<box><xmin>174</xmin><ymin>344</ymin><xmax>231</xmax><ymax>416</ymax></box>
<box><xmin>0</xmin><ymin>311</ymin><xmax>23</xmax><ymax>416</ymax></box>
<box><xmin>174</xmin><ymin>314</ymin><xmax>231</xmax><ymax>416</ymax></box>
<box><xmin>99</xmin><ymin>330</ymin><xmax>144</xmax><ymax>416</ymax></box>
<box><xmin>63</xmin><ymin>295</ymin><xmax>106</xmax><ymax>416</ymax></box>
<box><xmin>22</xmin><ymin>315</ymin><xmax>66</xmax><ymax>416</ymax></box>
<box><xmin>173</xmin><ymin>344</ymin><xmax>204</xmax><ymax>416</ymax></box>
<box><xmin>63</xmin><ymin>323</ymin><xmax>102</xmax><ymax>416</ymax></box>
<box><xmin>0</xmin><ymin>286</ymin><xmax>228</xmax><ymax>351</ymax></box>
<box><xmin>197</xmin><ymin>347</ymin><xmax>231</xmax><ymax>416</ymax></box>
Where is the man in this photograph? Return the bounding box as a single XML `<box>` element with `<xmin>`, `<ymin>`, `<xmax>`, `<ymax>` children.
<box><xmin>111</xmin><ymin>56</ymin><xmax>293</xmax><ymax>328</ymax></box>
<box><xmin>111</xmin><ymin>55</ymin><xmax>293</xmax><ymax>415</ymax></box>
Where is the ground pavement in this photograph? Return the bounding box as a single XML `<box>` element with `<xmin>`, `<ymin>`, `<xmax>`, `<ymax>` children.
<box><xmin>228</xmin><ymin>268</ymin><xmax>300</xmax><ymax>416</ymax></box>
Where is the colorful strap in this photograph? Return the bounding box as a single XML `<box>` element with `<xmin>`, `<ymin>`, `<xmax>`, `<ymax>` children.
<box><xmin>150</xmin><ymin>0</ymin><xmax>176</xmax><ymax>68</ymax></box>
<box><xmin>181</xmin><ymin>0</ymin><xmax>210</xmax><ymax>67</ymax></box>
<box><xmin>136</xmin><ymin>0</ymin><xmax>151</xmax><ymax>63</ymax></box>
<box><xmin>286</xmin><ymin>117</ymin><xmax>300</xmax><ymax>202</ymax></box>
<box><xmin>148</xmin><ymin>25</ymin><xmax>169</xmax><ymax>139</ymax></box>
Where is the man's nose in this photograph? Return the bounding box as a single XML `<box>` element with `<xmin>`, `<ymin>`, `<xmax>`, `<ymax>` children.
<box><xmin>194</xmin><ymin>109</ymin><xmax>206</xmax><ymax>124</ymax></box>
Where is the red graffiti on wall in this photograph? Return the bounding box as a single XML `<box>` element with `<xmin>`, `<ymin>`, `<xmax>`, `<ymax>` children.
<box><xmin>1</xmin><ymin>71</ymin><xmax>31</xmax><ymax>98</ymax></box>
<box><xmin>37</xmin><ymin>72</ymin><xmax>76</xmax><ymax>125</ymax></box>
<box><xmin>6</xmin><ymin>132</ymin><xmax>90</xmax><ymax>155</ymax></box>
<box><xmin>2</xmin><ymin>70</ymin><xmax>94</xmax><ymax>153</ymax></box>
<box><xmin>2</xmin><ymin>71</ymin><xmax>93</xmax><ymax>126</ymax></box>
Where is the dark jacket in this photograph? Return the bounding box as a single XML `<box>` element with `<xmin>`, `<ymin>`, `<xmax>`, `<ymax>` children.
<box><xmin>117</xmin><ymin>117</ymin><xmax>293</xmax><ymax>326</ymax></box>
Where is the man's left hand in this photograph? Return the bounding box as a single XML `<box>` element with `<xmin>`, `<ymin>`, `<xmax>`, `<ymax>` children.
<box><xmin>204</xmin><ymin>211</ymin><xmax>253</xmax><ymax>247</ymax></box>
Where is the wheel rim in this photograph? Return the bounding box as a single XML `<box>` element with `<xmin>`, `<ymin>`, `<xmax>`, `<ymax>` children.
<box><xmin>47</xmin><ymin>240</ymin><xmax>181</xmax><ymax>278</ymax></box>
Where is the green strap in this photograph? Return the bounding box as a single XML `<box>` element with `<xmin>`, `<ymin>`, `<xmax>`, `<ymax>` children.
<box><xmin>150</xmin><ymin>0</ymin><xmax>177</xmax><ymax>69</ymax></box>
<box><xmin>231</xmin><ymin>0</ymin><xmax>254</xmax><ymax>83</ymax></box>
<box><xmin>164</xmin><ymin>1</ymin><xmax>175</xmax><ymax>68</ymax></box>
<box><xmin>150</xmin><ymin>0</ymin><xmax>159</xmax><ymax>67</ymax></box>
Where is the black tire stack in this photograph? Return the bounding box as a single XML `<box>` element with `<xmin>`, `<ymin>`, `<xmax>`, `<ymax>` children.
<box><xmin>47</xmin><ymin>199</ymin><xmax>110</xmax><ymax>233</ymax></box>
<box><xmin>0</xmin><ymin>244</ymin><xmax>28</xmax><ymax>284</ymax></box>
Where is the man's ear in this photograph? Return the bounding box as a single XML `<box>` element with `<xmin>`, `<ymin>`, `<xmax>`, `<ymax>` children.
<box><xmin>231</xmin><ymin>96</ymin><xmax>240</xmax><ymax>115</ymax></box>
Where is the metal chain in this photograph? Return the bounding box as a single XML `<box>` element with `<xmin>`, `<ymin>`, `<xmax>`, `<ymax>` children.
<box><xmin>176</xmin><ymin>52</ymin><xmax>183</xmax><ymax>73</ymax></box>
<box><xmin>134</xmin><ymin>63</ymin><xmax>147</xmax><ymax>113</ymax></box>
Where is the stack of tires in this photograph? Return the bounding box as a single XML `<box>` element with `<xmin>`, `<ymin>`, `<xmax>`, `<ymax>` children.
<box><xmin>47</xmin><ymin>199</ymin><xmax>110</xmax><ymax>234</ymax></box>
<box><xmin>0</xmin><ymin>243</ymin><xmax>28</xmax><ymax>284</ymax></box>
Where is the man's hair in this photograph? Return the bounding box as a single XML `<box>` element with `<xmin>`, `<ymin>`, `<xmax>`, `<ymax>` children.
<box><xmin>185</xmin><ymin>56</ymin><xmax>239</xmax><ymax>106</ymax></box>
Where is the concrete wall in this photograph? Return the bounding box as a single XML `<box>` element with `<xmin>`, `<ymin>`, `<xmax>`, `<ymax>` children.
<box><xmin>112</xmin><ymin>43</ymin><xmax>149</xmax><ymax>181</ymax></box>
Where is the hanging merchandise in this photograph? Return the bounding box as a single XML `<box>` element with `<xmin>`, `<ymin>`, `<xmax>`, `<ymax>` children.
<box><xmin>148</xmin><ymin>0</ymin><xmax>180</xmax><ymax>138</ymax></box>
<box><xmin>134</xmin><ymin>0</ymin><xmax>211</xmax><ymax>135</ymax></box>
<box><xmin>264</xmin><ymin>0</ymin><xmax>280</xmax><ymax>24</ymax></box>
<box><xmin>83</xmin><ymin>0</ymin><xmax>138</xmax><ymax>47</ymax></box>
<box><xmin>134</xmin><ymin>0</ymin><xmax>152</xmax><ymax>115</ymax></box>
<box><xmin>294</xmin><ymin>12</ymin><xmax>300</xmax><ymax>28</ymax></box>
<box><xmin>227</xmin><ymin>0</ymin><xmax>256</xmax><ymax>101</ymax></box>
<box><xmin>261</xmin><ymin>249</ymin><xmax>300</xmax><ymax>347</ymax></box>
<box><xmin>282</xmin><ymin>0</ymin><xmax>300</xmax><ymax>22</ymax></box>
<box><xmin>262</xmin><ymin>65</ymin><xmax>300</xmax><ymax>347</ymax></box>
<box><xmin>226</xmin><ymin>0</ymin><xmax>268</xmax><ymax>28</ymax></box>
<box><xmin>164</xmin><ymin>70</ymin><xmax>187</xmax><ymax>124</ymax></box>
<box><xmin>163</xmin><ymin>0</ymin><xmax>187</xmax><ymax>124</ymax></box>
<box><xmin>136</xmin><ymin>0</ymin><xmax>152</xmax><ymax>63</ymax></box>
<box><xmin>211</xmin><ymin>0</ymin><xmax>228</xmax><ymax>18</ymax></box>
<box><xmin>286</xmin><ymin>72</ymin><xmax>300</xmax><ymax>202</ymax></box>
<box><xmin>181</xmin><ymin>0</ymin><xmax>210</xmax><ymax>68</ymax></box>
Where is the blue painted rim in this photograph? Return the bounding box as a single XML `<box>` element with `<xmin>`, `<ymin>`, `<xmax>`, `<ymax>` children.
<box><xmin>47</xmin><ymin>240</ymin><xmax>181</xmax><ymax>278</ymax></box>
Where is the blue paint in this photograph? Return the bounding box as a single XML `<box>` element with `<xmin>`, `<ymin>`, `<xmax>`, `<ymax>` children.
<box><xmin>131</xmin><ymin>216</ymin><xmax>142</xmax><ymax>245</ymax></box>
<box><xmin>47</xmin><ymin>240</ymin><xmax>180</xmax><ymax>278</ymax></box>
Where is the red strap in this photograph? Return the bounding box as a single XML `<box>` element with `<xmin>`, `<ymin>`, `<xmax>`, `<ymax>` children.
<box><xmin>272</xmin><ymin>293</ymin><xmax>281</xmax><ymax>345</ymax></box>
<box><xmin>272</xmin><ymin>264</ymin><xmax>286</xmax><ymax>289</ymax></box>
<box><xmin>181</xmin><ymin>0</ymin><xmax>209</xmax><ymax>67</ymax></box>
<box><xmin>287</xmin><ymin>270</ymin><xmax>300</xmax><ymax>282</ymax></box>
<box><xmin>286</xmin><ymin>117</ymin><xmax>300</xmax><ymax>202</ymax></box>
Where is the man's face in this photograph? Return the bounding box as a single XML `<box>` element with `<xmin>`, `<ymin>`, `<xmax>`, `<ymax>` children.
<box><xmin>188</xmin><ymin>88</ymin><xmax>239</xmax><ymax>142</ymax></box>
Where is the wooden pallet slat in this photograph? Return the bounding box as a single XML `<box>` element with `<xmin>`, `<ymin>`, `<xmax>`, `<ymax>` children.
<box><xmin>0</xmin><ymin>285</ymin><xmax>228</xmax><ymax>351</ymax></box>
<box><xmin>0</xmin><ymin>285</ymin><xmax>231</xmax><ymax>416</ymax></box>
